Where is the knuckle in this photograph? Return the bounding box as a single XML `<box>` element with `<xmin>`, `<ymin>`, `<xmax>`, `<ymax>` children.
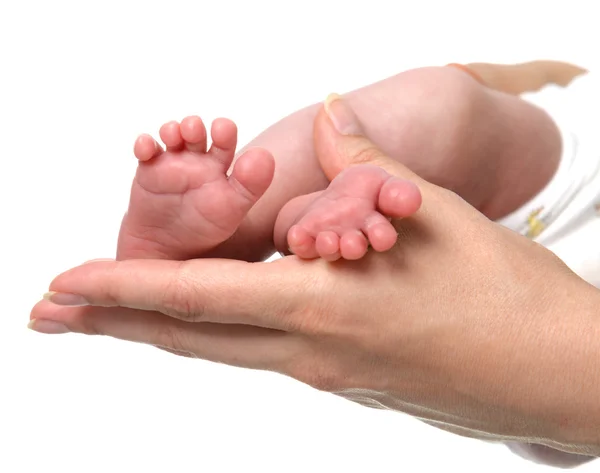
<box><xmin>96</xmin><ymin>263</ymin><xmax>121</xmax><ymax>307</ymax></box>
<box><xmin>303</xmin><ymin>366</ymin><xmax>344</xmax><ymax>392</ymax></box>
<box><xmin>77</xmin><ymin>314</ymin><xmax>103</xmax><ymax>336</ymax></box>
<box><xmin>285</xmin><ymin>306</ymin><xmax>328</xmax><ymax>335</ymax></box>
<box><xmin>288</xmin><ymin>357</ymin><xmax>345</xmax><ymax>393</ymax></box>
<box><xmin>159</xmin><ymin>261</ymin><xmax>206</xmax><ymax>321</ymax></box>
<box><xmin>154</xmin><ymin>323</ymin><xmax>193</xmax><ymax>354</ymax></box>
<box><xmin>349</xmin><ymin>144</ymin><xmax>386</xmax><ymax>167</ymax></box>
<box><xmin>156</xmin><ymin>346</ymin><xmax>199</xmax><ymax>359</ymax></box>
<box><xmin>298</xmin><ymin>310</ymin><xmax>339</xmax><ymax>339</ymax></box>
<box><xmin>434</xmin><ymin>184</ymin><xmax>461</xmax><ymax>203</ymax></box>
<box><xmin>283</xmin><ymin>273</ymin><xmax>338</xmax><ymax>336</ymax></box>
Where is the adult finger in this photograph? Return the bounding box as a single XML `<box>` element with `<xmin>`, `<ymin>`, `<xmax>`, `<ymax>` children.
<box><xmin>42</xmin><ymin>257</ymin><xmax>314</xmax><ymax>330</ymax></box>
<box><xmin>313</xmin><ymin>94</ymin><xmax>459</xmax><ymax>224</ymax></box>
<box><xmin>29</xmin><ymin>300</ymin><xmax>296</xmax><ymax>372</ymax></box>
<box><xmin>314</xmin><ymin>94</ymin><xmax>428</xmax><ymax>185</ymax></box>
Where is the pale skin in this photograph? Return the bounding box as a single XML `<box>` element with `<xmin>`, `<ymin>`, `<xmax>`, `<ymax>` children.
<box><xmin>30</xmin><ymin>101</ymin><xmax>600</xmax><ymax>461</ymax></box>
<box><xmin>33</xmin><ymin>61</ymin><xmax>595</xmax><ymax>466</ymax></box>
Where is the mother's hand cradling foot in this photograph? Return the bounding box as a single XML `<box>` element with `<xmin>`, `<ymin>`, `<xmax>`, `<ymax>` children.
<box><xmin>30</xmin><ymin>96</ymin><xmax>600</xmax><ymax>456</ymax></box>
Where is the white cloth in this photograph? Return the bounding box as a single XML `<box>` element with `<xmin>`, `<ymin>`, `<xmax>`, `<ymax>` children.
<box><xmin>496</xmin><ymin>73</ymin><xmax>600</xmax><ymax>287</ymax></box>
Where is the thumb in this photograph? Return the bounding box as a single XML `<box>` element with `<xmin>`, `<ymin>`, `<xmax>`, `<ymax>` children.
<box><xmin>313</xmin><ymin>94</ymin><xmax>425</xmax><ymax>185</ymax></box>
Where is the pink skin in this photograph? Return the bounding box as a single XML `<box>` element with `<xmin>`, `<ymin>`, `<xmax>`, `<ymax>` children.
<box><xmin>274</xmin><ymin>165</ymin><xmax>422</xmax><ymax>261</ymax></box>
<box><xmin>118</xmin><ymin>116</ymin><xmax>421</xmax><ymax>262</ymax></box>
<box><xmin>115</xmin><ymin>67</ymin><xmax>561</xmax><ymax>264</ymax></box>
<box><xmin>117</xmin><ymin>116</ymin><xmax>276</xmax><ymax>260</ymax></box>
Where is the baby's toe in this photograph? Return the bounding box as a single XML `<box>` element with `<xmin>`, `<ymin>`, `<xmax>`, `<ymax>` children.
<box><xmin>288</xmin><ymin>225</ymin><xmax>318</xmax><ymax>259</ymax></box>
<box><xmin>315</xmin><ymin>231</ymin><xmax>341</xmax><ymax>261</ymax></box>
<box><xmin>159</xmin><ymin>120</ymin><xmax>184</xmax><ymax>150</ymax></box>
<box><xmin>340</xmin><ymin>231</ymin><xmax>369</xmax><ymax>260</ymax></box>
<box><xmin>378</xmin><ymin>178</ymin><xmax>422</xmax><ymax>218</ymax></box>
<box><xmin>134</xmin><ymin>134</ymin><xmax>163</xmax><ymax>161</ymax></box>
<box><xmin>363</xmin><ymin>213</ymin><xmax>398</xmax><ymax>252</ymax></box>
<box><xmin>180</xmin><ymin>115</ymin><xmax>208</xmax><ymax>153</ymax></box>
<box><xmin>229</xmin><ymin>148</ymin><xmax>275</xmax><ymax>202</ymax></box>
<box><xmin>209</xmin><ymin>118</ymin><xmax>238</xmax><ymax>167</ymax></box>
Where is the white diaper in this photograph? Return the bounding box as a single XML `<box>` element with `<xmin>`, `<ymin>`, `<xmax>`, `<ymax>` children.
<box><xmin>496</xmin><ymin>72</ymin><xmax>600</xmax><ymax>286</ymax></box>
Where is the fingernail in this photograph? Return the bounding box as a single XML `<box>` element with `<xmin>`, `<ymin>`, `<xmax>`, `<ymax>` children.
<box><xmin>324</xmin><ymin>93</ymin><xmax>363</xmax><ymax>135</ymax></box>
<box><xmin>28</xmin><ymin>318</ymin><xmax>71</xmax><ymax>335</ymax></box>
<box><xmin>43</xmin><ymin>291</ymin><xmax>89</xmax><ymax>307</ymax></box>
<box><xmin>82</xmin><ymin>258</ymin><xmax>114</xmax><ymax>264</ymax></box>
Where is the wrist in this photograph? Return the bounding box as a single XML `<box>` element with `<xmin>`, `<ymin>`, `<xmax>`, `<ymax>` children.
<box><xmin>442</xmin><ymin>260</ymin><xmax>600</xmax><ymax>454</ymax></box>
<box><xmin>519</xmin><ymin>280</ymin><xmax>600</xmax><ymax>455</ymax></box>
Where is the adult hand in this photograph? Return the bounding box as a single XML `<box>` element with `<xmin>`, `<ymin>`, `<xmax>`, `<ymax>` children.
<box><xmin>30</xmin><ymin>97</ymin><xmax>600</xmax><ymax>456</ymax></box>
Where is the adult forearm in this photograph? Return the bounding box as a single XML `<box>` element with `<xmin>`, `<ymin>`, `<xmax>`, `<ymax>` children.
<box><xmin>541</xmin><ymin>297</ymin><xmax>600</xmax><ymax>456</ymax></box>
<box><xmin>494</xmin><ymin>279</ymin><xmax>600</xmax><ymax>455</ymax></box>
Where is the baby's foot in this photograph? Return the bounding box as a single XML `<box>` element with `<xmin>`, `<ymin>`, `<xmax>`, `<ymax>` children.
<box><xmin>117</xmin><ymin>116</ymin><xmax>275</xmax><ymax>260</ymax></box>
<box><xmin>275</xmin><ymin>165</ymin><xmax>422</xmax><ymax>261</ymax></box>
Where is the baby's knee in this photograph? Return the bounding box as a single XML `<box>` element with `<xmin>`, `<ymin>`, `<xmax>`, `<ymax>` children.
<box><xmin>394</xmin><ymin>65</ymin><xmax>490</xmax><ymax>168</ymax></box>
<box><xmin>404</xmin><ymin>65</ymin><xmax>488</xmax><ymax>127</ymax></box>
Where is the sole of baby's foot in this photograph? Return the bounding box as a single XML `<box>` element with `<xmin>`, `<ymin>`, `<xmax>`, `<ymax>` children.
<box><xmin>117</xmin><ymin>115</ymin><xmax>275</xmax><ymax>260</ymax></box>
<box><xmin>282</xmin><ymin>165</ymin><xmax>421</xmax><ymax>261</ymax></box>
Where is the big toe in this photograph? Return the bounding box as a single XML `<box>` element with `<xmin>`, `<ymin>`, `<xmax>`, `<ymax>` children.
<box><xmin>378</xmin><ymin>178</ymin><xmax>422</xmax><ymax>218</ymax></box>
<box><xmin>229</xmin><ymin>147</ymin><xmax>275</xmax><ymax>202</ymax></box>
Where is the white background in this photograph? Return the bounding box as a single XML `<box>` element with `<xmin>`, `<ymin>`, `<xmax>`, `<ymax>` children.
<box><xmin>1</xmin><ymin>1</ymin><xmax>599</xmax><ymax>471</ymax></box>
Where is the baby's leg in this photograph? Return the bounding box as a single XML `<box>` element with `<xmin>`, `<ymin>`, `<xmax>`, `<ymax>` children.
<box><xmin>208</xmin><ymin>65</ymin><xmax>561</xmax><ymax>262</ymax></box>
<box><xmin>273</xmin><ymin>165</ymin><xmax>421</xmax><ymax>261</ymax></box>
